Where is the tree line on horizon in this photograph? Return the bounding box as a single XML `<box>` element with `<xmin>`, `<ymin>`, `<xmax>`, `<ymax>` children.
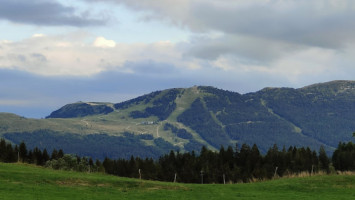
<box><xmin>1</xmin><ymin>138</ymin><xmax>355</xmax><ymax>184</ymax></box>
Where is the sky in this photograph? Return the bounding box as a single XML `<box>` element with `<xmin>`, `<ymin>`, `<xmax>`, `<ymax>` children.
<box><xmin>1</xmin><ymin>0</ymin><xmax>355</xmax><ymax>118</ymax></box>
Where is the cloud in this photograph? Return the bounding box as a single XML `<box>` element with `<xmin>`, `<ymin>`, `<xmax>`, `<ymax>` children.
<box><xmin>0</xmin><ymin>33</ymin><xmax>183</xmax><ymax>76</ymax></box>
<box><xmin>32</xmin><ymin>33</ymin><xmax>46</xmax><ymax>38</ymax></box>
<box><xmin>183</xmin><ymin>34</ymin><xmax>301</xmax><ymax>63</ymax></box>
<box><xmin>190</xmin><ymin>1</ymin><xmax>355</xmax><ymax>49</ymax></box>
<box><xmin>1</xmin><ymin>30</ymin><xmax>355</xmax><ymax>91</ymax></box>
<box><xmin>31</xmin><ymin>53</ymin><xmax>47</xmax><ymax>62</ymax></box>
<box><xmin>89</xmin><ymin>0</ymin><xmax>355</xmax><ymax>47</ymax></box>
<box><xmin>93</xmin><ymin>37</ymin><xmax>116</xmax><ymax>48</ymax></box>
<box><xmin>86</xmin><ymin>0</ymin><xmax>355</xmax><ymax>67</ymax></box>
<box><xmin>0</xmin><ymin>0</ymin><xmax>106</xmax><ymax>26</ymax></box>
<box><xmin>122</xmin><ymin>60</ymin><xmax>177</xmax><ymax>75</ymax></box>
<box><xmin>0</xmin><ymin>99</ymin><xmax>30</xmax><ymax>106</ymax></box>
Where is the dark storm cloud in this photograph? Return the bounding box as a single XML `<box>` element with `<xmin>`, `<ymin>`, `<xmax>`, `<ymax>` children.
<box><xmin>86</xmin><ymin>0</ymin><xmax>355</xmax><ymax>46</ymax></box>
<box><xmin>190</xmin><ymin>2</ymin><xmax>355</xmax><ymax>49</ymax></box>
<box><xmin>88</xmin><ymin>0</ymin><xmax>355</xmax><ymax>62</ymax></box>
<box><xmin>0</xmin><ymin>0</ymin><xmax>105</xmax><ymax>26</ymax></box>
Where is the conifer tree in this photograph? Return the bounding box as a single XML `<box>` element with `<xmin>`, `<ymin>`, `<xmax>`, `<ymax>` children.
<box><xmin>42</xmin><ymin>149</ymin><xmax>50</xmax><ymax>164</ymax></box>
<box><xmin>51</xmin><ymin>149</ymin><xmax>58</xmax><ymax>160</ymax></box>
<box><xmin>58</xmin><ymin>149</ymin><xmax>64</xmax><ymax>159</ymax></box>
<box><xmin>19</xmin><ymin>141</ymin><xmax>27</xmax><ymax>163</ymax></box>
<box><xmin>6</xmin><ymin>143</ymin><xmax>15</xmax><ymax>163</ymax></box>
<box><xmin>0</xmin><ymin>139</ymin><xmax>7</xmax><ymax>162</ymax></box>
<box><xmin>318</xmin><ymin>146</ymin><xmax>330</xmax><ymax>173</ymax></box>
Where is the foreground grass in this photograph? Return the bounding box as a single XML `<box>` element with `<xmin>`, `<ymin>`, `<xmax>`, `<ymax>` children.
<box><xmin>1</xmin><ymin>163</ymin><xmax>355</xmax><ymax>200</ymax></box>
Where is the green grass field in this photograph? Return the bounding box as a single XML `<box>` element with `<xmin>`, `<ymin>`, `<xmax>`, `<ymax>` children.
<box><xmin>1</xmin><ymin>163</ymin><xmax>355</xmax><ymax>200</ymax></box>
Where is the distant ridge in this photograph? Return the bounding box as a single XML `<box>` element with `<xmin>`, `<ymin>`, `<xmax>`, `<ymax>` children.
<box><xmin>47</xmin><ymin>102</ymin><xmax>114</xmax><ymax>118</ymax></box>
<box><xmin>1</xmin><ymin>80</ymin><xmax>355</xmax><ymax>159</ymax></box>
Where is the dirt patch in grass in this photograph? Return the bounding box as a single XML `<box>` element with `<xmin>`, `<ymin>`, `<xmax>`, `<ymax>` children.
<box><xmin>145</xmin><ymin>185</ymin><xmax>190</xmax><ymax>191</ymax></box>
<box><xmin>96</xmin><ymin>183</ymin><xmax>111</xmax><ymax>187</ymax></box>
<box><xmin>56</xmin><ymin>179</ymin><xmax>90</xmax><ymax>187</ymax></box>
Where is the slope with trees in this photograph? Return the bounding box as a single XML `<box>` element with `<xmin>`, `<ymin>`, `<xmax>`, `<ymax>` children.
<box><xmin>2</xmin><ymin>81</ymin><xmax>355</xmax><ymax>159</ymax></box>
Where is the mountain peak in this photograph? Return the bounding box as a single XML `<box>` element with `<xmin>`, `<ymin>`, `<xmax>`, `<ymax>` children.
<box><xmin>299</xmin><ymin>80</ymin><xmax>355</xmax><ymax>96</ymax></box>
<box><xmin>301</xmin><ymin>80</ymin><xmax>355</xmax><ymax>88</ymax></box>
<box><xmin>46</xmin><ymin>102</ymin><xmax>114</xmax><ymax>118</ymax></box>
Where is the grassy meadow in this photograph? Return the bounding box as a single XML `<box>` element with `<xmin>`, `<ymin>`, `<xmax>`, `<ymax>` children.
<box><xmin>1</xmin><ymin>162</ymin><xmax>355</xmax><ymax>200</ymax></box>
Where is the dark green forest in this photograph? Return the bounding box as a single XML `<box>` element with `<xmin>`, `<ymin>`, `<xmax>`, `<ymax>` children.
<box><xmin>114</xmin><ymin>91</ymin><xmax>162</xmax><ymax>109</ymax></box>
<box><xmin>47</xmin><ymin>103</ymin><xmax>114</xmax><ymax>118</ymax></box>
<box><xmin>163</xmin><ymin>123</ymin><xmax>193</xmax><ymax>139</ymax></box>
<box><xmin>2</xmin><ymin>137</ymin><xmax>355</xmax><ymax>184</ymax></box>
<box><xmin>129</xmin><ymin>89</ymin><xmax>180</xmax><ymax>120</ymax></box>
<box><xmin>177</xmin><ymin>98</ymin><xmax>231</xmax><ymax>148</ymax></box>
<box><xmin>3</xmin><ymin>130</ymin><xmax>179</xmax><ymax>160</ymax></box>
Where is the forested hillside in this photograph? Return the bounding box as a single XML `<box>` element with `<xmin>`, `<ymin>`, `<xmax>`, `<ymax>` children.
<box><xmin>1</xmin><ymin>81</ymin><xmax>355</xmax><ymax>159</ymax></box>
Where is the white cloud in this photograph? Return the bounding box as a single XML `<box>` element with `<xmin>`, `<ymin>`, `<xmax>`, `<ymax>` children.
<box><xmin>270</xmin><ymin>47</ymin><xmax>339</xmax><ymax>82</ymax></box>
<box><xmin>0</xmin><ymin>33</ymin><xmax>184</xmax><ymax>76</ymax></box>
<box><xmin>208</xmin><ymin>46</ymin><xmax>345</xmax><ymax>86</ymax></box>
<box><xmin>93</xmin><ymin>36</ymin><xmax>116</xmax><ymax>48</ymax></box>
<box><xmin>1</xmin><ymin>30</ymin><xmax>355</xmax><ymax>90</ymax></box>
<box><xmin>32</xmin><ymin>33</ymin><xmax>45</xmax><ymax>38</ymax></box>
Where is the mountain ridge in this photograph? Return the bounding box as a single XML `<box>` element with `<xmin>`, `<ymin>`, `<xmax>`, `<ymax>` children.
<box><xmin>1</xmin><ymin>80</ymin><xmax>355</xmax><ymax>159</ymax></box>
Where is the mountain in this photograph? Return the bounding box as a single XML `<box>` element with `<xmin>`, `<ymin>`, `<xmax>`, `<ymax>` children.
<box><xmin>1</xmin><ymin>80</ymin><xmax>355</xmax><ymax>159</ymax></box>
<box><xmin>46</xmin><ymin>102</ymin><xmax>114</xmax><ymax>118</ymax></box>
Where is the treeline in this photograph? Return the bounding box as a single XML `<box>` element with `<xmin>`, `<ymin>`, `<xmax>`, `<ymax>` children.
<box><xmin>4</xmin><ymin>130</ymin><xmax>178</xmax><ymax>160</ymax></box>
<box><xmin>332</xmin><ymin>142</ymin><xmax>355</xmax><ymax>171</ymax></box>
<box><xmin>0</xmin><ymin>138</ymin><xmax>104</xmax><ymax>172</ymax></box>
<box><xmin>0</xmin><ymin>138</ymin><xmax>52</xmax><ymax>165</ymax></box>
<box><xmin>103</xmin><ymin>144</ymin><xmax>331</xmax><ymax>183</ymax></box>
<box><xmin>2</xmin><ymin>138</ymin><xmax>355</xmax><ymax>184</ymax></box>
